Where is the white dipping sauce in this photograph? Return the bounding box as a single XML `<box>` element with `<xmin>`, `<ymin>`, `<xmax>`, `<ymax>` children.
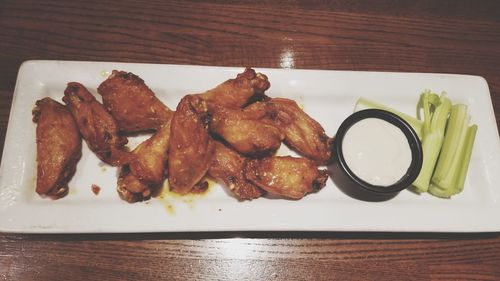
<box><xmin>342</xmin><ymin>118</ymin><xmax>412</xmax><ymax>186</ymax></box>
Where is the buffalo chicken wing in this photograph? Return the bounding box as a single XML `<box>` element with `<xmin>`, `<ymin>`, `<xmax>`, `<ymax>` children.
<box><xmin>197</xmin><ymin>67</ymin><xmax>270</xmax><ymax>108</ymax></box>
<box><xmin>208</xmin><ymin>142</ymin><xmax>265</xmax><ymax>200</ymax></box>
<box><xmin>244</xmin><ymin>156</ymin><xmax>328</xmax><ymax>199</ymax></box>
<box><xmin>168</xmin><ymin>95</ymin><xmax>215</xmax><ymax>194</ymax></box>
<box><xmin>97</xmin><ymin>70</ymin><xmax>174</xmax><ymax>134</ymax></box>
<box><xmin>208</xmin><ymin>102</ymin><xmax>284</xmax><ymax>157</ymax></box>
<box><xmin>117</xmin><ymin>119</ymin><xmax>172</xmax><ymax>202</ymax></box>
<box><xmin>267</xmin><ymin>98</ymin><xmax>334</xmax><ymax>164</ymax></box>
<box><xmin>32</xmin><ymin>97</ymin><xmax>82</xmax><ymax>199</ymax></box>
<box><xmin>63</xmin><ymin>82</ymin><xmax>132</xmax><ymax>166</ymax></box>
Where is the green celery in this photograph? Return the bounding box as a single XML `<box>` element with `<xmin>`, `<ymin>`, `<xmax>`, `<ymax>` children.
<box><xmin>355</xmin><ymin>97</ymin><xmax>423</xmax><ymax>140</ymax></box>
<box><xmin>430</xmin><ymin>104</ymin><xmax>467</xmax><ymax>183</ymax></box>
<box><xmin>419</xmin><ymin>91</ymin><xmax>441</xmax><ymax>137</ymax></box>
<box><xmin>455</xmin><ymin>125</ymin><xmax>478</xmax><ymax>193</ymax></box>
<box><xmin>429</xmin><ymin>104</ymin><xmax>477</xmax><ymax>198</ymax></box>
<box><xmin>412</xmin><ymin>91</ymin><xmax>451</xmax><ymax>193</ymax></box>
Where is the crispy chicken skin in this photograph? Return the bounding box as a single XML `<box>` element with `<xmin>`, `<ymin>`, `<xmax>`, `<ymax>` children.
<box><xmin>168</xmin><ymin>95</ymin><xmax>215</xmax><ymax>194</ymax></box>
<box><xmin>208</xmin><ymin>102</ymin><xmax>284</xmax><ymax>157</ymax></box>
<box><xmin>267</xmin><ymin>98</ymin><xmax>334</xmax><ymax>165</ymax></box>
<box><xmin>117</xmin><ymin>120</ymin><xmax>172</xmax><ymax>203</ymax></box>
<box><xmin>208</xmin><ymin>142</ymin><xmax>265</xmax><ymax>200</ymax></box>
<box><xmin>197</xmin><ymin>67</ymin><xmax>270</xmax><ymax>108</ymax></box>
<box><xmin>97</xmin><ymin>70</ymin><xmax>174</xmax><ymax>133</ymax></box>
<box><xmin>32</xmin><ymin>97</ymin><xmax>82</xmax><ymax>199</ymax></box>
<box><xmin>63</xmin><ymin>82</ymin><xmax>132</xmax><ymax>166</ymax></box>
<box><xmin>244</xmin><ymin>156</ymin><xmax>328</xmax><ymax>199</ymax></box>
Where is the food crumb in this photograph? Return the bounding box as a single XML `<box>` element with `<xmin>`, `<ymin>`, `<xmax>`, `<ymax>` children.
<box><xmin>91</xmin><ymin>184</ymin><xmax>101</xmax><ymax>195</ymax></box>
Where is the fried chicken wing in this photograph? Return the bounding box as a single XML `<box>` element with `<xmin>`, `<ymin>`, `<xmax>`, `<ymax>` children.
<box><xmin>208</xmin><ymin>141</ymin><xmax>265</xmax><ymax>200</ymax></box>
<box><xmin>197</xmin><ymin>67</ymin><xmax>270</xmax><ymax>108</ymax></box>
<box><xmin>208</xmin><ymin>102</ymin><xmax>284</xmax><ymax>157</ymax></box>
<box><xmin>32</xmin><ymin>98</ymin><xmax>82</xmax><ymax>199</ymax></box>
<box><xmin>63</xmin><ymin>82</ymin><xmax>132</xmax><ymax>166</ymax></box>
<box><xmin>244</xmin><ymin>156</ymin><xmax>328</xmax><ymax>199</ymax></box>
<box><xmin>267</xmin><ymin>98</ymin><xmax>334</xmax><ymax>164</ymax></box>
<box><xmin>168</xmin><ymin>95</ymin><xmax>215</xmax><ymax>194</ymax></box>
<box><xmin>117</xmin><ymin>167</ymin><xmax>151</xmax><ymax>203</ymax></box>
<box><xmin>129</xmin><ymin>120</ymin><xmax>172</xmax><ymax>183</ymax></box>
<box><xmin>97</xmin><ymin>70</ymin><xmax>174</xmax><ymax>133</ymax></box>
<box><xmin>117</xmin><ymin>119</ymin><xmax>172</xmax><ymax>203</ymax></box>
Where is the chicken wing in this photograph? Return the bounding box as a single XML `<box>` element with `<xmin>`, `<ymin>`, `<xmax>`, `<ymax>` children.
<box><xmin>117</xmin><ymin>167</ymin><xmax>151</xmax><ymax>203</ymax></box>
<box><xmin>197</xmin><ymin>67</ymin><xmax>270</xmax><ymax>108</ymax></box>
<box><xmin>168</xmin><ymin>95</ymin><xmax>215</xmax><ymax>194</ymax></box>
<box><xmin>266</xmin><ymin>98</ymin><xmax>334</xmax><ymax>165</ymax></box>
<box><xmin>244</xmin><ymin>156</ymin><xmax>328</xmax><ymax>199</ymax></box>
<box><xmin>129</xmin><ymin>119</ymin><xmax>172</xmax><ymax>184</ymax></box>
<box><xmin>97</xmin><ymin>70</ymin><xmax>174</xmax><ymax>133</ymax></box>
<box><xmin>63</xmin><ymin>82</ymin><xmax>132</xmax><ymax>166</ymax></box>
<box><xmin>117</xmin><ymin>119</ymin><xmax>172</xmax><ymax>203</ymax></box>
<box><xmin>32</xmin><ymin>97</ymin><xmax>82</xmax><ymax>199</ymax></box>
<box><xmin>208</xmin><ymin>141</ymin><xmax>265</xmax><ymax>200</ymax></box>
<box><xmin>208</xmin><ymin>102</ymin><xmax>284</xmax><ymax>157</ymax></box>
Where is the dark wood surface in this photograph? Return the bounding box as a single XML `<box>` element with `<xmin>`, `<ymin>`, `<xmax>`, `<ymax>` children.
<box><xmin>1</xmin><ymin>1</ymin><xmax>500</xmax><ymax>280</ymax></box>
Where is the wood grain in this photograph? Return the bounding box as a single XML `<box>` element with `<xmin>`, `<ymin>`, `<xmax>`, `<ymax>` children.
<box><xmin>1</xmin><ymin>233</ymin><xmax>500</xmax><ymax>281</ymax></box>
<box><xmin>1</xmin><ymin>0</ymin><xmax>500</xmax><ymax>280</ymax></box>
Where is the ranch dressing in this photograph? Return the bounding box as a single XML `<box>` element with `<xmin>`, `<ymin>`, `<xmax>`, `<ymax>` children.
<box><xmin>342</xmin><ymin>118</ymin><xmax>412</xmax><ymax>186</ymax></box>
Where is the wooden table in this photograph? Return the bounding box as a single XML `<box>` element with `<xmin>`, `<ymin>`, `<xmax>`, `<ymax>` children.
<box><xmin>1</xmin><ymin>1</ymin><xmax>500</xmax><ymax>280</ymax></box>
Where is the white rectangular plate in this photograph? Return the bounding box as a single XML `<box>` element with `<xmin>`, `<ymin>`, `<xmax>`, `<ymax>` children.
<box><xmin>1</xmin><ymin>60</ymin><xmax>500</xmax><ymax>233</ymax></box>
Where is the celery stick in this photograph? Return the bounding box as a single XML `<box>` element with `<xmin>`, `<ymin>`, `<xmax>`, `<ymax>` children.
<box><xmin>431</xmin><ymin>123</ymin><xmax>476</xmax><ymax>197</ymax></box>
<box><xmin>418</xmin><ymin>90</ymin><xmax>442</xmax><ymax>138</ymax></box>
<box><xmin>431</xmin><ymin>104</ymin><xmax>468</xmax><ymax>184</ymax></box>
<box><xmin>455</xmin><ymin>125</ymin><xmax>478</xmax><ymax>193</ymax></box>
<box><xmin>412</xmin><ymin>92</ymin><xmax>451</xmax><ymax>193</ymax></box>
<box><xmin>412</xmin><ymin>133</ymin><xmax>442</xmax><ymax>193</ymax></box>
<box><xmin>355</xmin><ymin>97</ymin><xmax>423</xmax><ymax>140</ymax></box>
<box><xmin>429</xmin><ymin>104</ymin><xmax>470</xmax><ymax>198</ymax></box>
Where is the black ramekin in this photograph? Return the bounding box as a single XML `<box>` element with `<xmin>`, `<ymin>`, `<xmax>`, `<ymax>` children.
<box><xmin>331</xmin><ymin>109</ymin><xmax>423</xmax><ymax>202</ymax></box>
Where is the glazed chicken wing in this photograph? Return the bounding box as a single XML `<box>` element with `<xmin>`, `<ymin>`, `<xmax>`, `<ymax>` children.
<box><xmin>117</xmin><ymin>168</ymin><xmax>150</xmax><ymax>203</ymax></box>
<box><xmin>32</xmin><ymin>97</ymin><xmax>82</xmax><ymax>199</ymax></box>
<box><xmin>197</xmin><ymin>67</ymin><xmax>270</xmax><ymax>108</ymax></box>
<box><xmin>267</xmin><ymin>98</ymin><xmax>334</xmax><ymax>165</ymax></box>
<box><xmin>168</xmin><ymin>95</ymin><xmax>215</xmax><ymax>194</ymax></box>
<box><xmin>208</xmin><ymin>102</ymin><xmax>284</xmax><ymax>157</ymax></box>
<box><xmin>63</xmin><ymin>82</ymin><xmax>132</xmax><ymax>166</ymax></box>
<box><xmin>129</xmin><ymin>119</ymin><xmax>172</xmax><ymax>184</ymax></box>
<box><xmin>97</xmin><ymin>70</ymin><xmax>174</xmax><ymax>133</ymax></box>
<box><xmin>117</xmin><ymin>119</ymin><xmax>172</xmax><ymax>203</ymax></box>
<box><xmin>208</xmin><ymin>142</ymin><xmax>265</xmax><ymax>200</ymax></box>
<box><xmin>244</xmin><ymin>156</ymin><xmax>328</xmax><ymax>199</ymax></box>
